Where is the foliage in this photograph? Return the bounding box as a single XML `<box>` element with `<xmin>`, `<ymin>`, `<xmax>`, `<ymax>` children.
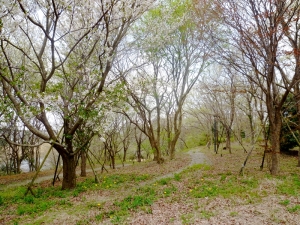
<box><xmin>184</xmin><ymin>132</ymin><xmax>209</xmax><ymax>149</ymax></box>
<box><xmin>136</xmin><ymin>0</ymin><xmax>193</xmax><ymax>52</ymax></box>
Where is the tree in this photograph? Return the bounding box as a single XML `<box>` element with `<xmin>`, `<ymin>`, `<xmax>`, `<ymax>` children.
<box><xmin>193</xmin><ymin>66</ymin><xmax>238</xmax><ymax>153</ymax></box>
<box><xmin>127</xmin><ymin>0</ymin><xmax>213</xmax><ymax>160</ymax></box>
<box><xmin>0</xmin><ymin>0</ymin><xmax>154</xmax><ymax>189</ymax></box>
<box><xmin>102</xmin><ymin>114</ymin><xmax>132</xmax><ymax>168</ymax></box>
<box><xmin>214</xmin><ymin>0</ymin><xmax>300</xmax><ymax>175</ymax></box>
<box><xmin>122</xmin><ymin>68</ymin><xmax>165</xmax><ymax>163</ymax></box>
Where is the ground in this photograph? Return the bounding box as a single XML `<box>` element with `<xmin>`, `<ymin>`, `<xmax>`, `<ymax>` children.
<box><xmin>0</xmin><ymin>144</ymin><xmax>300</xmax><ymax>225</ymax></box>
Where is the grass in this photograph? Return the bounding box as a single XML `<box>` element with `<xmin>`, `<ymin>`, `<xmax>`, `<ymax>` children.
<box><xmin>1</xmin><ymin>145</ymin><xmax>300</xmax><ymax>224</ymax></box>
<box><xmin>277</xmin><ymin>174</ymin><xmax>300</xmax><ymax>196</ymax></box>
<box><xmin>287</xmin><ymin>205</ymin><xmax>300</xmax><ymax>213</ymax></box>
<box><xmin>0</xmin><ymin>172</ymin><xmax>157</xmax><ymax>224</ymax></box>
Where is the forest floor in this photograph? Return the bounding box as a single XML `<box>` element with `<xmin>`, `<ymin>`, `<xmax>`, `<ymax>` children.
<box><xmin>1</xmin><ymin>144</ymin><xmax>300</xmax><ymax>225</ymax></box>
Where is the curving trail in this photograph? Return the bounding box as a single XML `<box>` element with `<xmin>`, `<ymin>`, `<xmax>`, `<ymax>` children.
<box><xmin>137</xmin><ymin>147</ymin><xmax>210</xmax><ymax>187</ymax></box>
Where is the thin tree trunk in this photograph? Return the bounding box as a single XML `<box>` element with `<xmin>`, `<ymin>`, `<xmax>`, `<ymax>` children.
<box><xmin>137</xmin><ymin>148</ymin><xmax>142</xmax><ymax>162</ymax></box>
<box><xmin>298</xmin><ymin>146</ymin><xmax>300</xmax><ymax>167</ymax></box>
<box><xmin>295</xmin><ymin>86</ymin><xmax>300</xmax><ymax>167</ymax></box>
<box><xmin>80</xmin><ymin>151</ymin><xmax>87</xmax><ymax>177</ymax></box>
<box><xmin>169</xmin><ymin>107</ymin><xmax>183</xmax><ymax>160</ymax></box>
<box><xmin>248</xmin><ymin>114</ymin><xmax>255</xmax><ymax>145</ymax></box>
<box><xmin>111</xmin><ymin>153</ymin><xmax>115</xmax><ymax>169</ymax></box>
<box><xmin>123</xmin><ymin>147</ymin><xmax>127</xmax><ymax>163</ymax></box>
<box><xmin>225</xmin><ymin>128</ymin><xmax>232</xmax><ymax>154</ymax></box>
<box><xmin>169</xmin><ymin>140</ymin><xmax>176</xmax><ymax>160</ymax></box>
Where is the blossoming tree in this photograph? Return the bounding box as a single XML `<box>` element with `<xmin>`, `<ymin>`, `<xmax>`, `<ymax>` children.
<box><xmin>0</xmin><ymin>0</ymin><xmax>154</xmax><ymax>189</ymax></box>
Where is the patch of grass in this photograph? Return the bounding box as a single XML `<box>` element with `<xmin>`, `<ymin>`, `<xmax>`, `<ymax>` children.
<box><xmin>158</xmin><ymin>178</ymin><xmax>171</xmax><ymax>185</ymax></box>
<box><xmin>24</xmin><ymin>195</ymin><xmax>35</xmax><ymax>204</ymax></box>
<box><xmin>1</xmin><ymin>186</ymin><xmax>27</xmax><ymax>204</ymax></box>
<box><xmin>182</xmin><ymin>164</ymin><xmax>212</xmax><ymax>174</ymax></box>
<box><xmin>163</xmin><ymin>185</ymin><xmax>177</xmax><ymax>197</ymax></box>
<box><xmin>240</xmin><ymin>177</ymin><xmax>258</xmax><ymax>187</ymax></box>
<box><xmin>287</xmin><ymin>205</ymin><xmax>300</xmax><ymax>213</ymax></box>
<box><xmin>97</xmin><ymin>185</ymin><xmax>157</xmax><ymax>223</ymax></box>
<box><xmin>17</xmin><ymin>200</ymin><xmax>55</xmax><ymax>215</ymax></box>
<box><xmin>229</xmin><ymin>211</ymin><xmax>238</xmax><ymax>217</ymax></box>
<box><xmin>52</xmin><ymin>190</ymin><xmax>67</xmax><ymax>198</ymax></box>
<box><xmin>72</xmin><ymin>190</ymin><xmax>79</xmax><ymax>197</ymax></box>
<box><xmin>189</xmin><ymin>175</ymin><xmax>259</xmax><ymax>199</ymax></box>
<box><xmin>220</xmin><ymin>174</ymin><xmax>227</xmax><ymax>182</ymax></box>
<box><xmin>95</xmin><ymin>213</ymin><xmax>104</xmax><ymax>221</ymax></box>
<box><xmin>277</xmin><ymin>174</ymin><xmax>300</xmax><ymax>196</ymax></box>
<box><xmin>134</xmin><ymin>174</ymin><xmax>151</xmax><ymax>182</ymax></box>
<box><xmin>35</xmin><ymin>186</ymin><xmax>73</xmax><ymax>199</ymax></box>
<box><xmin>111</xmin><ymin>214</ymin><xmax>125</xmax><ymax>224</ymax></box>
<box><xmin>114</xmin><ymin>195</ymin><xmax>154</xmax><ymax>211</ymax></box>
<box><xmin>279</xmin><ymin>199</ymin><xmax>290</xmax><ymax>206</ymax></box>
<box><xmin>100</xmin><ymin>174</ymin><xmax>152</xmax><ymax>190</ymax></box>
<box><xmin>181</xmin><ymin>213</ymin><xmax>194</xmax><ymax>224</ymax></box>
<box><xmin>58</xmin><ymin>199</ymin><xmax>72</xmax><ymax>207</ymax></box>
<box><xmin>1</xmin><ymin>184</ymin><xmax>80</xmax><ymax>218</ymax></box>
<box><xmin>136</xmin><ymin>185</ymin><xmax>156</xmax><ymax>196</ymax></box>
<box><xmin>174</xmin><ymin>173</ymin><xmax>181</xmax><ymax>181</ymax></box>
<box><xmin>200</xmin><ymin>210</ymin><xmax>214</xmax><ymax>219</ymax></box>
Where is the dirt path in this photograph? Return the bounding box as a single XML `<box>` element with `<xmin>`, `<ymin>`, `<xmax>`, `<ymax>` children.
<box><xmin>138</xmin><ymin>147</ymin><xmax>210</xmax><ymax>187</ymax></box>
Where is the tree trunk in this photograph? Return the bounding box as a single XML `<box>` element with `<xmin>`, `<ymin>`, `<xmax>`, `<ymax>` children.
<box><xmin>110</xmin><ymin>154</ymin><xmax>115</xmax><ymax>169</ymax></box>
<box><xmin>123</xmin><ymin>148</ymin><xmax>127</xmax><ymax>163</ymax></box>
<box><xmin>295</xmin><ymin>86</ymin><xmax>300</xmax><ymax>167</ymax></box>
<box><xmin>15</xmin><ymin>150</ymin><xmax>21</xmax><ymax>174</ymax></box>
<box><xmin>298</xmin><ymin>147</ymin><xmax>300</xmax><ymax>167</ymax></box>
<box><xmin>149</xmin><ymin>136</ymin><xmax>162</xmax><ymax>163</ymax></box>
<box><xmin>248</xmin><ymin>114</ymin><xmax>255</xmax><ymax>145</ymax></box>
<box><xmin>269</xmin><ymin>110</ymin><xmax>282</xmax><ymax>175</ymax></box>
<box><xmin>137</xmin><ymin>145</ymin><xmax>142</xmax><ymax>162</ymax></box>
<box><xmin>169</xmin><ymin>131</ymin><xmax>180</xmax><ymax>160</ymax></box>
<box><xmin>35</xmin><ymin>147</ymin><xmax>40</xmax><ymax>171</ymax></box>
<box><xmin>62</xmin><ymin>154</ymin><xmax>77</xmax><ymax>190</ymax></box>
<box><xmin>225</xmin><ymin>128</ymin><xmax>232</xmax><ymax>154</ymax></box>
<box><xmin>169</xmin><ymin>107</ymin><xmax>183</xmax><ymax>160</ymax></box>
<box><xmin>169</xmin><ymin>141</ymin><xmax>176</xmax><ymax>160</ymax></box>
<box><xmin>166</xmin><ymin>113</ymin><xmax>171</xmax><ymax>156</ymax></box>
<box><xmin>80</xmin><ymin>151</ymin><xmax>87</xmax><ymax>177</ymax></box>
<box><xmin>152</xmin><ymin>145</ymin><xmax>163</xmax><ymax>164</ymax></box>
